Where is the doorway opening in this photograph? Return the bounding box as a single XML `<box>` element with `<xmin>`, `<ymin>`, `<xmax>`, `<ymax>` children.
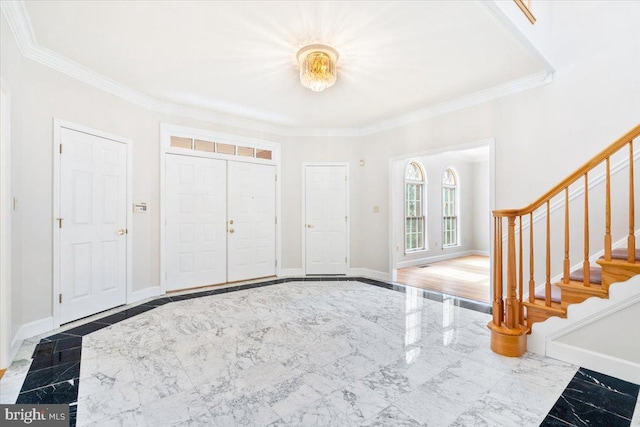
<box><xmin>390</xmin><ymin>140</ymin><xmax>494</xmax><ymax>303</ymax></box>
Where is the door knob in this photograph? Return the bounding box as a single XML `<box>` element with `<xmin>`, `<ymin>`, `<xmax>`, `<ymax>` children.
<box><xmin>306</xmin><ymin>224</ymin><xmax>313</xmax><ymax>228</ymax></box>
<box><xmin>118</xmin><ymin>229</ymin><xmax>126</xmax><ymax>235</ymax></box>
<box><xmin>229</xmin><ymin>228</ymin><xmax>235</xmax><ymax>234</ymax></box>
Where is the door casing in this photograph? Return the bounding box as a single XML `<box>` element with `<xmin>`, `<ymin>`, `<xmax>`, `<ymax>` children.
<box><xmin>159</xmin><ymin>123</ymin><xmax>281</xmax><ymax>292</ymax></box>
<box><xmin>52</xmin><ymin>119</ymin><xmax>133</xmax><ymax>328</ymax></box>
<box><xmin>302</xmin><ymin>163</ymin><xmax>351</xmax><ymax>275</ymax></box>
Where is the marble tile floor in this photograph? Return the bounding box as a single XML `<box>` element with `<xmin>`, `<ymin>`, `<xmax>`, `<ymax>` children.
<box><xmin>1</xmin><ymin>278</ymin><xmax>638</xmax><ymax>427</ymax></box>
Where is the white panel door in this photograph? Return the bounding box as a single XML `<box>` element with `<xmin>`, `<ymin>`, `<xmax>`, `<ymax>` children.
<box><xmin>305</xmin><ymin>166</ymin><xmax>348</xmax><ymax>275</ymax></box>
<box><xmin>227</xmin><ymin>162</ymin><xmax>276</xmax><ymax>282</ymax></box>
<box><xmin>166</xmin><ymin>154</ymin><xmax>227</xmax><ymax>290</ymax></box>
<box><xmin>59</xmin><ymin>128</ymin><xmax>127</xmax><ymax>323</ymax></box>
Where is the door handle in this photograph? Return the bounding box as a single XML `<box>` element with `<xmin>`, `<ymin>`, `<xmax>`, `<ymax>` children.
<box><xmin>229</xmin><ymin>228</ymin><xmax>235</xmax><ymax>234</ymax></box>
<box><xmin>306</xmin><ymin>224</ymin><xmax>313</xmax><ymax>228</ymax></box>
<box><xmin>118</xmin><ymin>229</ymin><xmax>126</xmax><ymax>235</ymax></box>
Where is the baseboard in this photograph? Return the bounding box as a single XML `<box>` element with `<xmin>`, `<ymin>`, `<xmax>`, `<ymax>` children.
<box><xmin>8</xmin><ymin>316</ymin><xmax>54</xmax><ymax>365</ymax></box>
<box><xmin>546</xmin><ymin>341</ymin><xmax>640</xmax><ymax>385</ymax></box>
<box><xmin>278</xmin><ymin>268</ymin><xmax>304</xmax><ymax>277</ymax></box>
<box><xmin>128</xmin><ymin>286</ymin><xmax>163</xmax><ymax>304</ymax></box>
<box><xmin>471</xmin><ymin>250</ymin><xmax>490</xmax><ymax>257</ymax></box>
<box><xmin>348</xmin><ymin>268</ymin><xmax>390</xmax><ymax>281</ymax></box>
<box><xmin>396</xmin><ymin>250</ymin><xmax>476</xmax><ymax>269</ymax></box>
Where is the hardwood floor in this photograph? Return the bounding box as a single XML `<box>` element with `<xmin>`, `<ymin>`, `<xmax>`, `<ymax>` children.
<box><xmin>397</xmin><ymin>255</ymin><xmax>490</xmax><ymax>303</ymax></box>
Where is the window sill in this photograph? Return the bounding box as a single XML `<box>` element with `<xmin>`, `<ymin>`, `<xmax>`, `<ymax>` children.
<box><xmin>404</xmin><ymin>248</ymin><xmax>428</xmax><ymax>256</ymax></box>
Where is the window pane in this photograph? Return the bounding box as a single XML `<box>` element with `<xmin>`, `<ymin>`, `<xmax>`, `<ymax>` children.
<box><xmin>194</xmin><ymin>139</ymin><xmax>214</xmax><ymax>152</ymax></box>
<box><xmin>256</xmin><ymin>149</ymin><xmax>272</xmax><ymax>160</ymax></box>
<box><xmin>237</xmin><ymin>146</ymin><xmax>255</xmax><ymax>157</ymax></box>
<box><xmin>170</xmin><ymin>136</ymin><xmax>192</xmax><ymax>149</ymax></box>
<box><xmin>217</xmin><ymin>143</ymin><xmax>235</xmax><ymax>155</ymax></box>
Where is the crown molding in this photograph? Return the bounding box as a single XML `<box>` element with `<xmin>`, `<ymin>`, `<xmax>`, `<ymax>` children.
<box><xmin>2</xmin><ymin>0</ymin><xmax>553</xmax><ymax>138</ymax></box>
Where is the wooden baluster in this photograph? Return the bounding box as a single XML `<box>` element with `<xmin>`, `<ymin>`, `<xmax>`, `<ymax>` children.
<box><xmin>506</xmin><ymin>216</ymin><xmax>518</xmax><ymax>329</ymax></box>
<box><xmin>545</xmin><ymin>201</ymin><xmax>551</xmax><ymax>306</ymax></box>
<box><xmin>583</xmin><ymin>173</ymin><xmax>591</xmax><ymax>287</ymax></box>
<box><xmin>629</xmin><ymin>140</ymin><xmax>636</xmax><ymax>263</ymax></box>
<box><xmin>604</xmin><ymin>157</ymin><xmax>612</xmax><ymax>261</ymax></box>
<box><xmin>493</xmin><ymin>216</ymin><xmax>504</xmax><ymax>326</ymax></box>
<box><xmin>529</xmin><ymin>212</ymin><xmax>535</xmax><ymax>303</ymax></box>
<box><xmin>564</xmin><ymin>188</ymin><xmax>570</xmax><ymax>284</ymax></box>
<box><xmin>518</xmin><ymin>216</ymin><xmax>524</xmax><ymax>325</ymax></box>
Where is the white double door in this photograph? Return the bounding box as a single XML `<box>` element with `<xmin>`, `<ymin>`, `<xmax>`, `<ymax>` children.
<box><xmin>305</xmin><ymin>165</ymin><xmax>348</xmax><ymax>275</ymax></box>
<box><xmin>59</xmin><ymin>128</ymin><xmax>128</xmax><ymax>324</ymax></box>
<box><xmin>165</xmin><ymin>155</ymin><xmax>275</xmax><ymax>290</ymax></box>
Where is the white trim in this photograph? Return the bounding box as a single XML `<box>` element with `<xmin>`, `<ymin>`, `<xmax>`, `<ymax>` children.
<box><xmin>0</xmin><ymin>79</ymin><xmax>12</xmax><ymax>370</ymax></box>
<box><xmin>348</xmin><ymin>268</ymin><xmax>391</xmax><ymax>282</ymax></box>
<box><xmin>1</xmin><ymin>1</ymin><xmax>554</xmax><ymax>138</ymax></box>
<box><xmin>546</xmin><ymin>341</ymin><xmax>640</xmax><ymax>385</ymax></box>
<box><xmin>278</xmin><ymin>268</ymin><xmax>304</xmax><ymax>277</ymax></box>
<box><xmin>528</xmin><ymin>275</ymin><xmax>640</xmax><ymax>355</ymax></box>
<box><xmin>128</xmin><ymin>286</ymin><xmax>164</xmax><ymax>305</ymax></box>
<box><xmin>302</xmin><ymin>163</ymin><xmax>351</xmax><ymax>275</ymax></box>
<box><xmin>395</xmin><ymin>250</ymin><xmax>480</xmax><ymax>270</ymax></box>
<box><xmin>159</xmin><ymin>123</ymin><xmax>281</xmax><ymax>292</ymax></box>
<box><xmin>52</xmin><ymin>119</ymin><xmax>133</xmax><ymax>328</ymax></box>
<box><xmin>10</xmin><ymin>317</ymin><xmax>55</xmax><ymax>360</ymax></box>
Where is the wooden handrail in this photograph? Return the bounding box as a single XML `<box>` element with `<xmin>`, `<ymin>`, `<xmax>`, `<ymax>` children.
<box><xmin>494</xmin><ymin>124</ymin><xmax>640</xmax><ymax>217</ymax></box>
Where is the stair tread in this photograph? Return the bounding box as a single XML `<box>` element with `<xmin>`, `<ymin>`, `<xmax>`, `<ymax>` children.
<box><xmin>558</xmin><ymin>280</ymin><xmax>608</xmax><ymax>294</ymax></box>
<box><xmin>523</xmin><ymin>298</ymin><xmax>566</xmax><ymax>313</ymax></box>
<box><xmin>609</xmin><ymin>248</ymin><xmax>640</xmax><ymax>261</ymax></box>
<box><xmin>568</xmin><ymin>267</ymin><xmax>602</xmax><ymax>284</ymax></box>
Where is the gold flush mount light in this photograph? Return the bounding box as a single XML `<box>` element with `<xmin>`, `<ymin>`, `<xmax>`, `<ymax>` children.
<box><xmin>296</xmin><ymin>44</ymin><xmax>339</xmax><ymax>92</ymax></box>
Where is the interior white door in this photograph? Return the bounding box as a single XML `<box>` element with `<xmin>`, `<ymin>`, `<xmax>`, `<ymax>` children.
<box><xmin>59</xmin><ymin>128</ymin><xmax>127</xmax><ymax>324</ymax></box>
<box><xmin>166</xmin><ymin>154</ymin><xmax>227</xmax><ymax>290</ymax></box>
<box><xmin>227</xmin><ymin>162</ymin><xmax>276</xmax><ymax>282</ymax></box>
<box><xmin>305</xmin><ymin>165</ymin><xmax>348</xmax><ymax>275</ymax></box>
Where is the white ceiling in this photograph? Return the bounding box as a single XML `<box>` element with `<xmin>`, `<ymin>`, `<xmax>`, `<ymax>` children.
<box><xmin>22</xmin><ymin>1</ymin><xmax>548</xmax><ymax>130</ymax></box>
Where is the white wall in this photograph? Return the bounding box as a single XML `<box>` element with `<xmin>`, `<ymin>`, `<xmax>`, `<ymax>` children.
<box><xmin>1</xmin><ymin>0</ymin><xmax>639</xmax><ymax>350</ymax></box>
<box><xmin>472</xmin><ymin>161</ymin><xmax>490</xmax><ymax>253</ymax></box>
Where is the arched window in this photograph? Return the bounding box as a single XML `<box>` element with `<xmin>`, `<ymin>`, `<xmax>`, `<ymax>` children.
<box><xmin>442</xmin><ymin>168</ymin><xmax>458</xmax><ymax>247</ymax></box>
<box><xmin>405</xmin><ymin>162</ymin><xmax>426</xmax><ymax>252</ymax></box>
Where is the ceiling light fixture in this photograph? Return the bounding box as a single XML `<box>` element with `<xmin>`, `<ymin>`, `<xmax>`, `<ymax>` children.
<box><xmin>296</xmin><ymin>44</ymin><xmax>339</xmax><ymax>92</ymax></box>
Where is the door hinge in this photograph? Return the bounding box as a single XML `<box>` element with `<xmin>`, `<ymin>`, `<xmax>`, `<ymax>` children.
<box><xmin>275</xmin><ymin>259</ymin><xmax>278</xmax><ymax>267</ymax></box>
<box><xmin>56</xmin><ymin>218</ymin><xmax>63</xmax><ymax>228</ymax></box>
<box><xmin>345</xmin><ymin>175</ymin><xmax>347</xmax><ymax>182</ymax></box>
<box><xmin>345</xmin><ymin>257</ymin><xmax>347</xmax><ymax>263</ymax></box>
<box><xmin>59</xmin><ymin>144</ymin><xmax>63</xmax><ymax>154</ymax></box>
<box><xmin>275</xmin><ymin>174</ymin><xmax>278</xmax><ymax>181</ymax></box>
<box><xmin>345</xmin><ymin>216</ymin><xmax>348</xmax><ymax>222</ymax></box>
<box><xmin>275</xmin><ymin>217</ymin><xmax>277</xmax><ymax>224</ymax></box>
<box><xmin>59</xmin><ymin>293</ymin><xmax>62</xmax><ymax>304</ymax></box>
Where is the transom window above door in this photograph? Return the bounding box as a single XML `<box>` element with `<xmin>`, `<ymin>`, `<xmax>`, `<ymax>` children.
<box><xmin>405</xmin><ymin>161</ymin><xmax>426</xmax><ymax>252</ymax></box>
<box><xmin>170</xmin><ymin>136</ymin><xmax>272</xmax><ymax>160</ymax></box>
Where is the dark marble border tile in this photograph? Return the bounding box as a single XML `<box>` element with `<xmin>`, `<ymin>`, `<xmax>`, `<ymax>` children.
<box><xmin>575</xmin><ymin>368</ymin><xmax>640</xmax><ymax>398</ymax></box>
<box><xmin>30</xmin><ymin>347</ymin><xmax>82</xmax><ymax>371</ymax></box>
<box><xmin>16</xmin><ymin>378</ymin><xmax>80</xmax><ymax>405</ymax></box>
<box><xmin>546</xmin><ymin>368</ymin><xmax>640</xmax><ymax>427</ymax></box>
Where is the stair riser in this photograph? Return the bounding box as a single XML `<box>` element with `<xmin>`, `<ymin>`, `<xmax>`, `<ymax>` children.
<box><xmin>559</xmin><ymin>288</ymin><xmax>608</xmax><ymax>309</ymax></box>
<box><xmin>598</xmin><ymin>261</ymin><xmax>640</xmax><ymax>290</ymax></box>
<box><xmin>526</xmin><ymin>306</ymin><xmax>566</xmax><ymax>327</ymax></box>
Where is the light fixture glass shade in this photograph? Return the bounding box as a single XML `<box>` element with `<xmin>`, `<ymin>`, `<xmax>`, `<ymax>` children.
<box><xmin>297</xmin><ymin>44</ymin><xmax>339</xmax><ymax>92</ymax></box>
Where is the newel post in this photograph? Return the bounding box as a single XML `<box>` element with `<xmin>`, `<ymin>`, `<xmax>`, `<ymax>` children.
<box><xmin>505</xmin><ymin>216</ymin><xmax>519</xmax><ymax>329</ymax></box>
<box><xmin>488</xmin><ymin>212</ymin><xmax>529</xmax><ymax>357</ymax></box>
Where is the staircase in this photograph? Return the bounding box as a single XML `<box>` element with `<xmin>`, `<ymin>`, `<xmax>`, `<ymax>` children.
<box><xmin>488</xmin><ymin>124</ymin><xmax>640</xmax><ymax>357</ymax></box>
